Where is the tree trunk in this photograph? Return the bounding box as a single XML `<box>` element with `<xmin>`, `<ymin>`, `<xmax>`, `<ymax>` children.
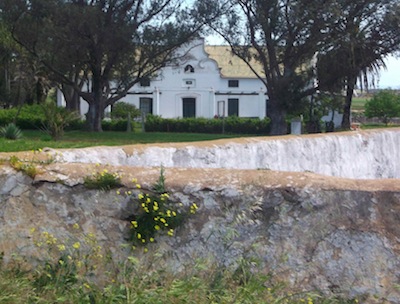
<box><xmin>86</xmin><ymin>101</ymin><xmax>103</xmax><ymax>132</ymax></box>
<box><xmin>341</xmin><ymin>76</ymin><xmax>357</xmax><ymax>130</ymax></box>
<box><xmin>85</xmin><ymin>77</ymin><xmax>104</xmax><ymax>132</ymax></box>
<box><xmin>268</xmin><ymin>98</ymin><xmax>288</xmax><ymax>135</ymax></box>
<box><xmin>61</xmin><ymin>84</ymin><xmax>81</xmax><ymax>112</ymax></box>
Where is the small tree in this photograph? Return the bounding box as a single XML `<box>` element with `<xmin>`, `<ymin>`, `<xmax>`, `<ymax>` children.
<box><xmin>365</xmin><ymin>90</ymin><xmax>400</xmax><ymax>125</ymax></box>
<box><xmin>111</xmin><ymin>102</ymin><xmax>140</xmax><ymax>120</ymax></box>
<box><xmin>42</xmin><ymin>101</ymin><xmax>80</xmax><ymax>141</ymax></box>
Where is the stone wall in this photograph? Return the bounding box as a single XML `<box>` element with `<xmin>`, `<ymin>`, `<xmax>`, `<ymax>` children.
<box><xmin>49</xmin><ymin>128</ymin><xmax>400</xmax><ymax>179</ymax></box>
<box><xmin>0</xmin><ymin>160</ymin><xmax>400</xmax><ymax>302</ymax></box>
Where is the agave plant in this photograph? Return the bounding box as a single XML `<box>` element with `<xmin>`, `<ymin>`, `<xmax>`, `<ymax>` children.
<box><xmin>0</xmin><ymin>123</ymin><xmax>23</xmax><ymax>140</ymax></box>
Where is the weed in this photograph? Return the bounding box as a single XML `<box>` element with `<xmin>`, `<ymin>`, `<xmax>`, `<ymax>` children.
<box><xmin>84</xmin><ymin>169</ymin><xmax>122</xmax><ymax>191</ymax></box>
<box><xmin>9</xmin><ymin>156</ymin><xmax>39</xmax><ymax>178</ymax></box>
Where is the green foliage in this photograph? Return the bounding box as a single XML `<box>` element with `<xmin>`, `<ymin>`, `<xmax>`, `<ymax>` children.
<box><xmin>152</xmin><ymin>165</ymin><xmax>166</xmax><ymax>194</ymax></box>
<box><xmin>9</xmin><ymin>155</ymin><xmax>38</xmax><ymax>178</ymax></box>
<box><xmin>84</xmin><ymin>169</ymin><xmax>122</xmax><ymax>191</ymax></box>
<box><xmin>41</xmin><ymin>101</ymin><xmax>80</xmax><ymax>140</ymax></box>
<box><xmin>0</xmin><ymin>247</ymin><xmax>362</xmax><ymax>303</ymax></box>
<box><xmin>145</xmin><ymin>115</ymin><xmax>271</xmax><ymax>134</ymax></box>
<box><xmin>0</xmin><ymin>123</ymin><xmax>23</xmax><ymax>139</ymax></box>
<box><xmin>101</xmin><ymin>119</ymin><xmax>131</xmax><ymax>131</ymax></box>
<box><xmin>365</xmin><ymin>90</ymin><xmax>400</xmax><ymax>125</ymax></box>
<box><xmin>111</xmin><ymin>102</ymin><xmax>140</xmax><ymax>120</ymax></box>
<box><xmin>0</xmin><ymin>104</ymin><xmax>45</xmax><ymax>129</ymax></box>
<box><xmin>121</xmin><ymin>172</ymin><xmax>199</xmax><ymax>248</ymax></box>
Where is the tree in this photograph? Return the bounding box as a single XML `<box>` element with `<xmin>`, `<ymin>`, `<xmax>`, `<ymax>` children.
<box><xmin>317</xmin><ymin>0</ymin><xmax>400</xmax><ymax>130</ymax></box>
<box><xmin>0</xmin><ymin>20</ymin><xmax>50</xmax><ymax>109</ymax></box>
<box><xmin>212</xmin><ymin>0</ymin><xmax>334</xmax><ymax>135</ymax></box>
<box><xmin>1</xmin><ymin>0</ymin><xmax>223</xmax><ymax>131</ymax></box>
<box><xmin>212</xmin><ymin>0</ymin><xmax>400</xmax><ymax>135</ymax></box>
<box><xmin>365</xmin><ymin>90</ymin><xmax>400</xmax><ymax>125</ymax></box>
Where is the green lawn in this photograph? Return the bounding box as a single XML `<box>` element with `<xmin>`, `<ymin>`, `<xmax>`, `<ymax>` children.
<box><xmin>351</xmin><ymin>96</ymin><xmax>370</xmax><ymax>112</ymax></box>
<box><xmin>0</xmin><ymin>130</ymin><xmax>252</xmax><ymax>152</ymax></box>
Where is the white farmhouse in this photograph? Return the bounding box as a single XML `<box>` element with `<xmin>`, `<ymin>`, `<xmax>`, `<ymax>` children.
<box><xmin>58</xmin><ymin>38</ymin><xmax>268</xmax><ymax>119</ymax></box>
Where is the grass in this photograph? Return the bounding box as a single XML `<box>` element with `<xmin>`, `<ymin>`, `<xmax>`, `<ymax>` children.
<box><xmin>351</xmin><ymin>96</ymin><xmax>370</xmax><ymax>112</ymax></box>
<box><xmin>0</xmin><ymin>253</ymin><xmax>360</xmax><ymax>304</ymax></box>
<box><xmin>0</xmin><ymin>130</ymin><xmax>252</xmax><ymax>153</ymax></box>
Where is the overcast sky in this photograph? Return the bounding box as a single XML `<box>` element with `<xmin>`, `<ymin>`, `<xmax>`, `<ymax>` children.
<box><xmin>378</xmin><ymin>56</ymin><xmax>400</xmax><ymax>89</ymax></box>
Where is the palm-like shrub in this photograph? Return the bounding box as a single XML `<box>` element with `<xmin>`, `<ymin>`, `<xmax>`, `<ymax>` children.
<box><xmin>0</xmin><ymin>123</ymin><xmax>23</xmax><ymax>140</ymax></box>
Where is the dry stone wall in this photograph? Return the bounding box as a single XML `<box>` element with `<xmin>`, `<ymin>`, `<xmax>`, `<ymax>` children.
<box><xmin>0</xmin><ymin>159</ymin><xmax>400</xmax><ymax>302</ymax></box>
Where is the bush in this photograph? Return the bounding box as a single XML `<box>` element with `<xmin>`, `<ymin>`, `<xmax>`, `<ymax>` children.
<box><xmin>41</xmin><ymin>101</ymin><xmax>80</xmax><ymax>140</ymax></box>
<box><xmin>145</xmin><ymin>115</ymin><xmax>271</xmax><ymax>134</ymax></box>
<box><xmin>101</xmin><ymin>119</ymin><xmax>130</xmax><ymax>131</ymax></box>
<box><xmin>365</xmin><ymin>90</ymin><xmax>400</xmax><ymax>125</ymax></box>
<box><xmin>0</xmin><ymin>104</ymin><xmax>45</xmax><ymax>129</ymax></box>
<box><xmin>111</xmin><ymin>102</ymin><xmax>140</xmax><ymax>120</ymax></box>
<box><xmin>0</xmin><ymin>123</ymin><xmax>23</xmax><ymax>140</ymax></box>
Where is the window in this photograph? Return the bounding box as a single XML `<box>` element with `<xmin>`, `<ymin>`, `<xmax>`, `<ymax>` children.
<box><xmin>140</xmin><ymin>98</ymin><xmax>153</xmax><ymax>115</ymax></box>
<box><xmin>139</xmin><ymin>77</ymin><xmax>150</xmax><ymax>87</ymax></box>
<box><xmin>182</xmin><ymin>98</ymin><xmax>196</xmax><ymax>118</ymax></box>
<box><xmin>184</xmin><ymin>64</ymin><xmax>194</xmax><ymax>73</ymax></box>
<box><xmin>228</xmin><ymin>80</ymin><xmax>239</xmax><ymax>87</ymax></box>
<box><xmin>182</xmin><ymin>79</ymin><xmax>196</xmax><ymax>87</ymax></box>
<box><xmin>228</xmin><ymin>98</ymin><xmax>239</xmax><ymax>116</ymax></box>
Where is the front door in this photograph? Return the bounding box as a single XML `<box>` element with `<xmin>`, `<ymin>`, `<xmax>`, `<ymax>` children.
<box><xmin>182</xmin><ymin>98</ymin><xmax>196</xmax><ymax>118</ymax></box>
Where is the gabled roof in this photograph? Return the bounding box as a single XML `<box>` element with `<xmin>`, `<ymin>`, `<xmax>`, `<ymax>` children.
<box><xmin>205</xmin><ymin>45</ymin><xmax>265</xmax><ymax>79</ymax></box>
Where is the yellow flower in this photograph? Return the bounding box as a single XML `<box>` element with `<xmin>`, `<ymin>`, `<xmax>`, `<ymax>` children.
<box><xmin>138</xmin><ymin>193</ymin><xmax>144</xmax><ymax>199</ymax></box>
<box><xmin>153</xmin><ymin>205</ymin><xmax>159</xmax><ymax>211</ymax></box>
<box><xmin>150</xmin><ymin>237</ymin><xmax>155</xmax><ymax>242</ymax></box>
<box><xmin>58</xmin><ymin>259</ymin><xmax>64</xmax><ymax>266</ymax></box>
<box><xmin>73</xmin><ymin>242</ymin><xmax>81</xmax><ymax>249</ymax></box>
<box><xmin>136</xmin><ymin>184</ymin><xmax>141</xmax><ymax>189</ymax></box>
<box><xmin>83</xmin><ymin>283</ymin><xmax>91</xmax><ymax>290</ymax></box>
<box><xmin>127</xmin><ymin>191</ymin><xmax>132</xmax><ymax>195</ymax></box>
<box><xmin>132</xmin><ymin>178</ymin><xmax>137</xmax><ymax>183</ymax></box>
<box><xmin>144</xmin><ymin>248</ymin><xmax>148</xmax><ymax>253</ymax></box>
<box><xmin>116</xmin><ymin>190</ymin><xmax>120</xmax><ymax>195</ymax></box>
<box><xmin>154</xmin><ymin>225</ymin><xmax>160</xmax><ymax>231</ymax></box>
<box><xmin>131</xmin><ymin>221</ymin><xmax>138</xmax><ymax>228</ymax></box>
<box><xmin>141</xmin><ymin>239</ymin><xmax>145</xmax><ymax>243</ymax></box>
<box><xmin>73</xmin><ymin>223</ymin><xmax>80</xmax><ymax>230</ymax></box>
<box><xmin>168</xmin><ymin>229</ymin><xmax>174</xmax><ymax>236</ymax></box>
<box><xmin>172</xmin><ymin>211</ymin><xmax>177</xmax><ymax>217</ymax></box>
<box><xmin>137</xmin><ymin>233</ymin><xmax>142</xmax><ymax>239</ymax></box>
<box><xmin>57</xmin><ymin>244</ymin><xmax>66</xmax><ymax>251</ymax></box>
<box><xmin>29</xmin><ymin>227</ymin><xmax>36</xmax><ymax>234</ymax></box>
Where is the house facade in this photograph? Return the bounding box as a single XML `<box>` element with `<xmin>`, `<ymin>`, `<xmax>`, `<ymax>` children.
<box><xmin>58</xmin><ymin>39</ymin><xmax>268</xmax><ymax>119</ymax></box>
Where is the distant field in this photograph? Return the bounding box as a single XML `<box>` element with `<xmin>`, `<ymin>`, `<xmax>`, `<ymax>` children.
<box><xmin>351</xmin><ymin>96</ymin><xmax>370</xmax><ymax>112</ymax></box>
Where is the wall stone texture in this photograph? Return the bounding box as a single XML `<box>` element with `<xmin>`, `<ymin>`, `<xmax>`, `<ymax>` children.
<box><xmin>1</xmin><ymin>130</ymin><xmax>400</xmax><ymax>302</ymax></box>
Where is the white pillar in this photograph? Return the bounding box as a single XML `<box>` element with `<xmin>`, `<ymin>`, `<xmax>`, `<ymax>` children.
<box><xmin>155</xmin><ymin>87</ymin><xmax>160</xmax><ymax>115</ymax></box>
<box><xmin>258</xmin><ymin>88</ymin><xmax>266</xmax><ymax>119</ymax></box>
<box><xmin>210</xmin><ymin>88</ymin><xmax>216</xmax><ymax>118</ymax></box>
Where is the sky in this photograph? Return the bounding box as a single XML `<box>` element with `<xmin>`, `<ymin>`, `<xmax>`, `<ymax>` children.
<box><xmin>377</xmin><ymin>56</ymin><xmax>400</xmax><ymax>89</ymax></box>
